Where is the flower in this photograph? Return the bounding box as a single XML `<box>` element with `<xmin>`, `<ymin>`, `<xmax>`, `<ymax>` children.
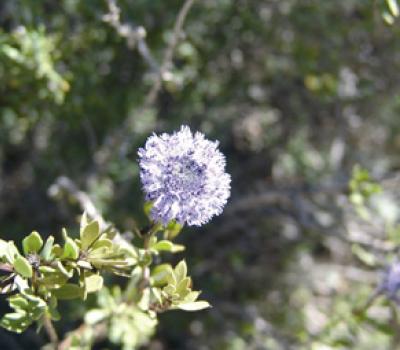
<box><xmin>138</xmin><ymin>126</ymin><xmax>231</xmax><ymax>226</ymax></box>
<box><xmin>382</xmin><ymin>262</ymin><xmax>400</xmax><ymax>302</ymax></box>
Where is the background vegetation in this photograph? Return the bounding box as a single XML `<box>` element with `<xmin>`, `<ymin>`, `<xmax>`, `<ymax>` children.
<box><xmin>1</xmin><ymin>0</ymin><xmax>400</xmax><ymax>349</ymax></box>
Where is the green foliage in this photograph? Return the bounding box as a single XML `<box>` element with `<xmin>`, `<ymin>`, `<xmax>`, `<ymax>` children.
<box><xmin>349</xmin><ymin>165</ymin><xmax>382</xmax><ymax>220</ymax></box>
<box><xmin>0</xmin><ymin>211</ymin><xmax>209</xmax><ymax>348</ymax></box>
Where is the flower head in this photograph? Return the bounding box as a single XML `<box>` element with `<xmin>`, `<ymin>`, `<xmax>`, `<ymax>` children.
<box><xmin>138</xmin><ymin>126</ymin><xmax>231</xmax><ymax>226</ymax></box>
<box><xmin>382</xmin><ymin>262</ymin><xmax>400</xmax><ymax>302</ymax></box>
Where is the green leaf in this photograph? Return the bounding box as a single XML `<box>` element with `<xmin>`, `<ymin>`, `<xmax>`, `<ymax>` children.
<box><xmin>52</xmin><ymin>284</ymin><xmax>84</xmax><ymax>300</ymax></box>
<box><xmin>85</xmin><ymin>309</ymin><xmax>108</xmax><ymax>325</ymax></box>
<box><xmin>144</xmin><ymin>201</ymin><xmax>153</xmax><ymax>217</ymax></box>
<box><xmin>183</xmin><ymin>291</ymin><xmax>201</xmax><ymax>303</ymax></box>
<box><xmin>351</xmin><ymin>244</ymin><xmax>377</xmax><ymax>267</ymax></box>
<box><xmin>84</xmin><ymin>274</ymin><xmax>103</xmax><ymax>293</ymax></box>
<box><xmin>153</xmin><ymin>240</ymin><xmax>174</xmax><ymax>251</ymax></box>
<box><xmin>165</xmin><ymin>220</ymin><xmax>183</xmax><ymax>240</ymax></box>
<box><xmin>13</xmin><ymin>257</ymin><xmax>33</xmax><ymax>278</ymax></box>
<box><xmin>5</xmin><ymin>242</ymin><xmax>20</xmax><ymax>264</ymax></box>
<box><xmin>0</xmin><ymin>239</ymin><xmax>8</xmax><ymax>259</ymax></box>
<box><xmin>152</xmin><ymin>240</ymin><xmax>185</xmax><ymax>253</ymax></box>
<box><xmin>151</xmin><ymin>264</ymin><xmax>174</xmax><ymax>286</ymax></box>
<box><xmin>9</xmin><ymin>296</ymin><xmax>29</xmax><ymax>310</ymax></box>
<box><xmin>80</xmin><ymin>211</ymin><xmax>89</xmax><ymax>234</ymax></box>
<box><xmin>91</xmin><ymin>238</ymin><xmax>113</xmax><ymax>251</ymax></box>
<box><xmin>62</xmin><ymin>237</ymin><xmax>79</xmax><ymax>260</ymax></box>
<box><xmin>81</xmin><ymin>220</ymin><xmax>100</xmax><ymax>250</ymax></box>
<box><xmin>41</xmin><ymin>236</ymin><xmax>55</xmax><ymax>261</ymax></box>
<box><xmin>387</xmin><ymin>0</ymin><xmax>399</xmax><ymax>17</ymax></box>
<box><xmin>177</xmin><ymin>301</ymin><xmax>211</xmax><ymax>311</ymax></box>
<box><xmin>174</xmin><ymin>260</ymin><xmax>187</xmax><ymax>283</ymax></box>
<box><xmin>22</xmin><ymin>231</ymin><xmax>43</xmax><ymax>255</ymax></box>
<box><xmin>176</xmin><ymin>277</ymin><xmax>191</xmax><ymax>297</ymax></box>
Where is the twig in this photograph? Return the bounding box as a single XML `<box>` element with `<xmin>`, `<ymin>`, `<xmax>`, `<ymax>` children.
<box><xmin>144</xmin><ymin>0</ymin><xmax>197</xmax><ymax>106</ymax></box>
<box><xmin>48</xmin><ymin>176</ymin><xmax>106</xmax><ymax>229</ymax></box>
<box><xmin>93</xmin><ymin>0</ymin><xmax>197</xmax><ymax>171</ymax></box>
<box><xmin>103</xmin><ymin>0</ymin><xmax>159</xmax><ymax>72</ymax></box>
<box><xmin>43</xmin><ymin>314</ymin><xmax>59</xmax><ymax>350</ymax></box>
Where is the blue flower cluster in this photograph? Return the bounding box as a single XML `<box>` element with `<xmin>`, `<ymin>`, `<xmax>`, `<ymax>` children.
<box><xmin>138</xmin><ymin>126</ymin><xmax>231</xmax><ymax>226</ymax></box>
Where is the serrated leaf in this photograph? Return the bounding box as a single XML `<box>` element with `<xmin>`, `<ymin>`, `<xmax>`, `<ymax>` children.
<box><xmin>84</xmin><ymin>274</ymin><xmax>103</xmax><ymax>293</ymax></box>
<box><xmin>81</xmin><ymin>220</ymin><xmax>100</xmax><ymax>250</ymax></box>
<box><xmin>22</xmin><ymin>231</ymin><xmax>43</xmax><ymax>255</ymax></box>
<box><xmin>13</xmin><ymin>257</ymin><xmax>32</xmax><ymax>278</ymax></box>
<box><xmin>177</xmin><ymin>301</ymin><xmax>211</xmax><ymax>311</ymax></box>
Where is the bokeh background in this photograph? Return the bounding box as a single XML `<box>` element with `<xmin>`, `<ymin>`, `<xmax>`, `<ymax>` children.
<box><xmin>1</xmin><ymin>0</ymin><xmax>400</xmax><ymax>349</ymax></box>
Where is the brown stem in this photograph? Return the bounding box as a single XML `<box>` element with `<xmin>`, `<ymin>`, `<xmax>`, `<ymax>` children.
<box><xmin>43</xmin><ymin>314</ymin><xmax>59</xmax><ymax>349</ymax></box>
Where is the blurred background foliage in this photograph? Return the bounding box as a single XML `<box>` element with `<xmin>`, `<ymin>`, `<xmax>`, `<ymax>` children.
<box><xmin>2</xmin><ymin>0</ymin><xmax>400</xmax><ymax>349</ymax></box>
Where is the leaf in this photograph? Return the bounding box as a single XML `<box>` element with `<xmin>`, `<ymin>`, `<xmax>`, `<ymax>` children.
<box><xmin>165</xmin><ymin>220</ymin><xmax>183</xmax><ymax>240</ymax></box>
<box><xmin>152</xmin><ymin>240</ymin><xmax>185</xmax><ymax>253</ymax></box>
<box><xmin>80</xmin><ymin>211</ymin><xmax>89</xmax><ymax>234</ymax></box>
<box><xmin>177</xmin><ymin>301</ymin><xmax>211</xmax><ymax>311</ymax></box>
<box><xmin>54</xmin><ymin>261</ymin><xmax>73</xmax><ymax>278</ymax></box>
<box><xmin>5</xmin><ymin>242</ymin><xmax>20</xmax><ymax>264</ymax></box>
<box><xmin>22</xmin><ymin>231</ymin><xmax>43</xmax><ymax>254</ymax></box>
<box><xmin>62</xmin><ymin>237</ymin><xmax>79</xmax><ymax>260</ymax></box>
<box><xmin>174</xmin><ymin>260</ymin><xmax>187</xmax><ymax>283</ymax></box>
<box><xmin>351</xmin><ymin>244</ymin><xmax>377</xmax><ymax>267</ymax></box>
<box><xmin>81</xmin><ymin>220</ymin><xmax>100</xmax><ymax>250</ymax></box>
<box><xmin>77</xmin><ymin>260</ymin><xmax>92</xmax><ymax>269</ymax></box>
<box><xmin>85</xmin><ymin>309</ymin><xmax>108</xmax><ymax>325</ymax></box>
<box><xmin>13</xmin><ymin>257</ymin><xmax>33</xmax><ymax>278</ymax></box>
<box><xmin>176</xmin><ymin>277</ymin><xmax>191</xmax><ymax>297</ymax></box>
<box><xmin>0</xmin><ymin>239</ymin><xmax>8</xmax><ymax>259</ymax></box>
<box><xmin>84</xmin><ymin>274</ymin><xmax>103</xmax><ymax>293</ymax></box>
<box><xmin>91</xmin><ymin>238</ymin><xmax>113</xmax><ymax>251</ymax></box>
<box><xmin>387</xmin><ymin>0</ymin><xmax>399</xmax><ymax>17</ymax></box>
<box><xmin>52</xmin><ymin>284</ymin><xmax>84</xmax><ymax>300</ymax></box>
<box><xmin>153</xmin><ymin>240</ymin><xmax>174</xmax><ymax>251</ymax></box>
<box><xmin>183</xmin><ymin>291</ymin><xmax>201</xmax><ymax>303</ymax></box>
<box><xmin>41</xmin><ymin>236</ymin><xmax>55</xmax><ymax>261</ymax></box>
<box><xmin>151</xmin><ymin>264</ymin><xmax>174</xmax><ymax>286</ymax></box>
<box><xmin>9</xmin><ymin>296</ymin><xmax>29</xmax><ymax>310</ymax></box>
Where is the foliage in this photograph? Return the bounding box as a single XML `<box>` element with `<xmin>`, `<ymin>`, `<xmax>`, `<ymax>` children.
<box><xmin>0</xmin><ymin>211</ymin><xmax>209</xmax><ymax>349</ymax></box>
<box><xmin>2</xmin><ymin>0</ymin><xmax>400</xmax><ymax>349</ymax></box>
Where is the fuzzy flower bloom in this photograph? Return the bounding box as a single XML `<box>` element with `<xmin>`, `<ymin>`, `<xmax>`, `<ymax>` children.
<box><xmin>382</xmin><ymin>262</ymin><xmax>400</xmax><ymax>302</ymax></box>
<box><xmin>138</xmin><ymin>126</ymin><xmax>231</xmax><ymax>226</ymax></box>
